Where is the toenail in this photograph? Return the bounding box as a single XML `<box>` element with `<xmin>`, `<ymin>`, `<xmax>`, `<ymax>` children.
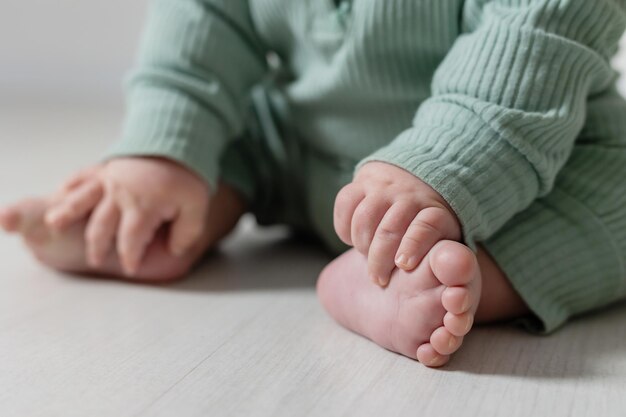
<box><xmin>395</xmin><ymin>253</ymin><xmax>407</xmax><ymax>266</ymax></box>
<box><xmin>429</xmin><ymin>356</ymin><xmax>441</xmax><ymax>366</ymax></box>
<box><xmin>448</xmin><ymin>336</ymin><xmax>456</xmax><ymax>349</ymax></box>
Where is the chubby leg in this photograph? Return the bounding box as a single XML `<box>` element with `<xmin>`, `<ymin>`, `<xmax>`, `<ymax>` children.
<box><xmin>0</xmin><ymin>181</ymin><xmax>247</xmax><ymax>281</ymax></box>
<box><xmin>317</xmin><ymin>241</ymin><xmax>528</xmax><ymax>367</ymax></box>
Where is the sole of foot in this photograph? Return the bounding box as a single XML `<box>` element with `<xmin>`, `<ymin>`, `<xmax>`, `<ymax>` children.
<box><xmin>316</xmin><ymin>240</ymin><xmax>482</xmax><ymax>367</ymax></box>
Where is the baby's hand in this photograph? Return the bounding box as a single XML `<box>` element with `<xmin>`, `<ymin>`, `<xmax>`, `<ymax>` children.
<box><xmin>334</xmin><ymin>162</ymin><xmax>461</xmax><ymax>286</ymax></box>
<box><xmin>45</xmin><ymin>165</ymin><xmax>107</xmax><ymax>230</ymax></box>
<box><xmin>46</xmin><ymin>157</ymin><xmax>210</xmax><ymax>276</ymax></box>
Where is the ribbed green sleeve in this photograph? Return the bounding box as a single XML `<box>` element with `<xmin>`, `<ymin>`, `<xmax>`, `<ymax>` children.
<box><xmin>357</xmin><ymin>0</ymin><xmax>626</xmax><ymax>249</ymax></box>
<box><xmin>106</xmin><ymin>0</ymin><xmax>268</xmax><ymax>193</ymax></box>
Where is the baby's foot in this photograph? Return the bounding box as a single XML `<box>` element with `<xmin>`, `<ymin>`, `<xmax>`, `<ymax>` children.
<box><xmin>0</xmin><ymin>197</ymin><xmax>208</xmax><ymax>280</ymax></box>
<box><xmin>0</xmin><ymin>198</ymin><xmax>90</xmax><ymax>271</ymax></box>
<box><xmin>317</xmin><ymin>240</ymin><xmax>481</xmax><ymax>367</ymax></box>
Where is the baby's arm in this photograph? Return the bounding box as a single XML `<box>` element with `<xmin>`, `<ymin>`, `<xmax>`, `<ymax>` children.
<box><xmin>45</xmin><ymin>1</ymin><xmax>269</xmax><ymax>275</ymax></box>
<box><xmin>108</xmin><ymin>0</ymin><xmax>269</xmax><ymax>193</ymax></box>
<box><xmin>337</xmin><ymin>0</ymin><xmax>626</xmax><ymax>283</ymax></box>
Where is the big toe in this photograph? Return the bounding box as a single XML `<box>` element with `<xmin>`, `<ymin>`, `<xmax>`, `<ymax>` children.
<box><xmin>429</xmin><ymin>240</ymin><xmax>479</xmax><ymax>288</ymax></box>
<box><xmin>0</xmin><ymin>206</ymin><xmax>21</xmax><ymax>232</ymax></box>
<box><xmin>0</xmin><ymin>198</ymin><xmax>48</xmax><ymax>236</ymax></box>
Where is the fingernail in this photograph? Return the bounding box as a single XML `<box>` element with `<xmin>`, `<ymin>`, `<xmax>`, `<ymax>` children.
<box><xmin>396</xmin><ymin>254</ymin><xmax>418</xmax><ymax>269</ymax></box>
<box><xmin>378</xmin><ymin>277</ymin><xmax>388</xmax><ymax>287</ymax></box>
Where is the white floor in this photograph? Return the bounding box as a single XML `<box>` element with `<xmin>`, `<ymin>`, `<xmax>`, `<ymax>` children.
<box><xmin>1</xmin><ymin>103</ymin><xmax>625</xmax><ymax>417</ymax></box>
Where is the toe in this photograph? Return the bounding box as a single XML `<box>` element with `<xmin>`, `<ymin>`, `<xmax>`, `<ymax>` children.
<box><xmin>430</xmin><ymin>326</ymin><xmax>463</xmax><ymax>355</ymax></box>
<box><xmin>13</xmin><ymin>199</ymin><xmax>47</xmax><ymax>233</ymax></box>
<box><xmin>1</xmin><ymin>199</ymin><xmax>51</xmax><ymax>245</ymax></box>
<box><xmin>441</xmin><ymin>286</ymin><xmax>472</xmax><ymax>314</ymax></box>
<box><xmin>443</xmin><ymin>311</ymin><xmax>474</xmax><ymax>337</ymax></box>
<box><xmin>0</xmin><ymin>206</ymin><xmax>21</xmax><ymax>232</ymax></box>
<box><xmin>416</xmin><ymin>343</ymin><xmax>450</xmax><ymax>367</ymax></box>
<box><xmin>429</xmin><ymin>240</ymin><xmax>478</xmax><ymax>287</ymax></box>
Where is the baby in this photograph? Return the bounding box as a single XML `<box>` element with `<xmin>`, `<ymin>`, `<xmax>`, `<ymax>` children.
<box><xmin>2</xmin><ymin>0</ymin><xmax>626</xmax><ymax>367</ymax></box>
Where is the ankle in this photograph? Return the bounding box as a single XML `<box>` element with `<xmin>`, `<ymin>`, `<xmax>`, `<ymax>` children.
<box><xmin>475</xmin><ymin>246</ymin><xmax>530</xmax><ymax>323</ymax></box>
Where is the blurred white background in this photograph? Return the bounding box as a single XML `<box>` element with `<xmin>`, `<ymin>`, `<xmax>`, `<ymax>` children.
<box><xmin>1</xmin><ymin>0</ymin><xmax>148</xmax><ymax>106</ymax></box>
<box><xmin>1</xmin><ymin>1</ymin><xmax>626</xmax><ymax>105</ymax></box>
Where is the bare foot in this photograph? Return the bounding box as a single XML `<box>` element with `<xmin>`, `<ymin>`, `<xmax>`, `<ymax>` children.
<box><xmin>317</xmin><ymin>240</ymin><xmax>482</xmax><ymax>367</ymax></box>
<box><xmin>0</xmin><ymin>183</ymin><xmax>246</xmax><ymax>281</ymax></box>
<box><xmin>1</xmin><ymin>198</ymin><xmax>92</xmax><ymax>272</ymax></box>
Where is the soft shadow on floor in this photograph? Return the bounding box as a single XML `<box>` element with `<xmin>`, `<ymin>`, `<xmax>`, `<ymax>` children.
<box><xmin>57</xmin><ymin>221</ymin><xmax>626</xmax><ymax>379</ymax></box>
<box><xmin>173</xmin><ymin>228</ymin><xmax>626</xmax><ymax>379</ymax></box>
<box><xmin>446</xmin><ymin>301</ymin><xmax>626</xmax><ymax>379</ymax></box>
<box><xmin>170</xmin><ymin>231</ymin><xmax>333</xmax><ymax>293</ymax></box>
<box><xmin>59</xmin><ymin>222</ymin><xmax>333</xmax><ymax>292</ymax></box>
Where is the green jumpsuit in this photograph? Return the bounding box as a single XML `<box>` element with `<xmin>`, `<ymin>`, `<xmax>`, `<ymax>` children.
<box><xmin>108</xmin><ymin>0</ymin><xmax>626</xmax><ymax>332</ymax></box>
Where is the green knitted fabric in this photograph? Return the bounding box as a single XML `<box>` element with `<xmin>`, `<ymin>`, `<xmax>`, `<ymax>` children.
<box><xmin>107</xmin><ymin>0</ymin><xmax>626</xmax><ymax>331</ymax></box>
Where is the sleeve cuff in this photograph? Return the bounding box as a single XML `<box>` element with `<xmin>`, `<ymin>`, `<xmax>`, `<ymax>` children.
<box><xmin>105</xmin><ymin>85</ymin><xmax>230</xmax><ymax>194</ymax></box>
<box><xmin>355</xmin><ymin>100</ymin><xmax>541</xmax><ymax>249</ymax></box>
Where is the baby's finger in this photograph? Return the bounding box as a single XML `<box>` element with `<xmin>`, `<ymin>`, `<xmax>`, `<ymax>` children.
<box><xmin>58</xmin><ymin>165</ymin><xmax>101</xmax><ymax>193</ymax></box>
<box><xmin>45</xmin><ymin>180</ymin><xmax>103</xmax><ymax>230</ymax></box>
<box><xmin>117</xmin><ymin>208</ymin><xmax>161</xmax><ymax>276</ymax></box>
<box><xmin>350</xmin><ymin>197</ymin><xmax>390</xmax><ymax>256</ymax></box>
<box><xmin>367</xmin><ymin>202</ymin><xmax>416</xmax><ymax>286</ymax></box>
<box><xmin>169</xmin><ymin>205</ymin><xmax>207</xmax><ymax>257</ymax></box>
<box><xmin>333</xmin><ymin>183</ymin><xmax>366</xmax><ymax>246</ymax></box>
<box><xmin>394</xmin><ymin>206</ymin><xmax>456</xmax><ymax>271</ymax></box>
<box><xmin>57</xmin><ymin>173</ymin><xmax>87</xmax><ymax>196</ymax></box>
<box><xmin>85</xmin><ymin>197</ymin><xmax>120</xmax><ymax>268</ymax></box>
